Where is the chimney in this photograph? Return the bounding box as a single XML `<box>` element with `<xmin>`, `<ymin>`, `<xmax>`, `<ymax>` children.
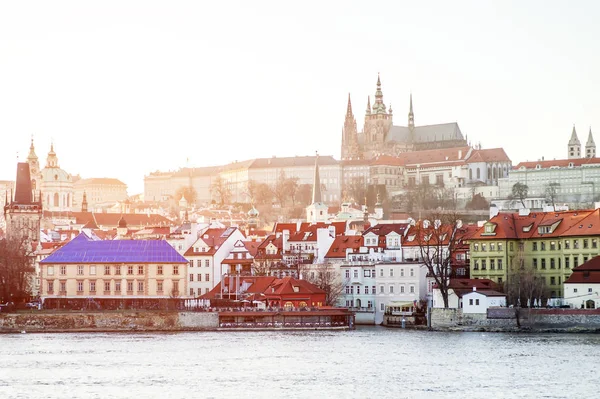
<box><xmin>458</xmin><ymin>150</ymin><xmax>462</xmax><ymax>159</ymax></box>
<box><xmin>473</xmin><ymin>286</ymin><xmax>477</xmax><ymax>292</ymax></box>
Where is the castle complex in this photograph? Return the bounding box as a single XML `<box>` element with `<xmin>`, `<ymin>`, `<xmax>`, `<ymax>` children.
<box><xmin>341</xmin><ymin>75</ymin><xmax>468</xmax><ymax>160</ymax></box>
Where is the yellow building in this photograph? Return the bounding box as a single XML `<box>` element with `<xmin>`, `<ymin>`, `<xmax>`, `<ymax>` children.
<box><xmin>40</xmin><ymin>233</ymin><xmax>188</xmax><ymax>303</ymax></box>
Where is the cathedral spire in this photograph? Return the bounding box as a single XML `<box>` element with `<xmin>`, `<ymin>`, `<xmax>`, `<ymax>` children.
<box><xmin>346</xmin><ymin>93</ymin><xmax>353</xmax><ymax>116</ymax></box>
<box><xmin>366</xmin><ymin>96</ymin><xmax>371</xmax><ymax>115</ymax></box>
<box><xmin>373</xmin><ymin>73</ymin><xmax>386</xmax><ymax>114</ymax></box>
<box><xmin>408</xmin><ymin>93</ymin><xmax>415</xmax><ymax>129</ymax></box>
<box><xmin>311</xmin><ymin>153</ymin><xmax>322</xmax><ymax>204</ymax></box>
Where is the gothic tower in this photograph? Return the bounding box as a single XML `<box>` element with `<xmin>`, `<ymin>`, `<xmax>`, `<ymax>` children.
<box><xmin>4</xmin><ymin>162</ymin><xmax>42</xmax><ymax>243</ymax></box>
<box><xmin>568</xmin><ymin>125</ymin><xmax>581</xmax><ymax>159</ymax></box>
<box><xmin>341</xmin><ymin>94</ymin><xmax>360</xmax><ymax>160</ymax></box>
<box><xmin>363</xmin><ymin>74</ymin><xmax>393</xmax><ymax>158</ymax></box>
<box><xmin>585</xmin><ymin>127</ymin><xmax>596</xmax><ymax>158</ymax></box>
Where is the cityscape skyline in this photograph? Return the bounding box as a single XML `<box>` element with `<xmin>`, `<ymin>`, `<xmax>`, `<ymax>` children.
<box><xmin>2</xmin><ymin>1</ymin><xmax>600</xmax><ymax>195</ymax></box>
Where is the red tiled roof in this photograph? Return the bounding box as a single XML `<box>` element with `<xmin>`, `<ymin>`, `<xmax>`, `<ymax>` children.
<box><xmin>514</xmin><ymin>157</ymin><xmax>600</xmax><ymax>170</ymax></box>
<box><xmin>471</xmin><ymin>210</ymin><xmax>600</xmax><ymax>240</ymax></box>
<box><xmin>565</xmin><ymin>256</ymin><xmax>600</xmax><ymax>284</ymax></box>
<box><xmin>243</xmin><ymin>241</ymin><xmax>260</xmax><ymax>257</ymax></box>
<box><xmin>466</xmin><ymin>148</ymin><xmax>511</xmax><ymax>163</ymax></box>
<box><xmin>200</xmin><ymin>276</ymin><xmax>325</xmax><ymax>300</ymax></box>
<box><xmin>325</xmin><ymin>236</ymin><xmax>364</xmax><ymax>258</ymax></box>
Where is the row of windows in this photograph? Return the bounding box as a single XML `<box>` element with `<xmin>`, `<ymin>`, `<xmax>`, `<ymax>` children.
<box><xmin>46</xmin><ymin>279</ymin><xmax>179</xmax><ymax>293</ymax></box>
<box><xmin>47</xmin><ymin>264</ymin><xmax>180</xmax><ymax>276</ymax></box>
<box><xmin>344</xmin><ymin>268</ymin><xmax>416</xmax><ymax>278</ymax></box>
<box><xmin>344</xmin><ymin>284</ymin><xmax>416</xmax><ymax>295</ymax></box>
<box><xmin>472</xmin><ymin>259</ymin><xmax>504</xmax><ymax>271</ymax></box>
<box><xmin>189</xmin><ymin>274</ymin><xmax>211</xmax><ymax>282</ymax></box>
<box><xmin>189</xmin><ymin>260</ymin><xmax>211</xmax><ymax>267</ymax></box>
<box><xmin>473</xmin><ymin>239</ymin><xmax>599</xmax><ymax>252</ymax></box>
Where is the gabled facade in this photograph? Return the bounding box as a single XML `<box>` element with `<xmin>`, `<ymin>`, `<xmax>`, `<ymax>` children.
<box><xmin>183</xmin><ymin>227</ymin><xmax>245</xmax><ymax>297</ymax></box>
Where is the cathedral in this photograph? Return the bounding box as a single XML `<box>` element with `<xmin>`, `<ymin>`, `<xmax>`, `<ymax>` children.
<box><xmin>26</xmin><ymin>139</ymin><xmax>74</xmax><ymax>212</ymax></box>
<box><xmin>341</xmin><ymin>75</ymin><xmax>468</xmax><ymax>160</ymax></box>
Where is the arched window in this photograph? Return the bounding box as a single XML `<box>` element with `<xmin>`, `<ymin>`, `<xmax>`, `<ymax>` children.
<box><xmin>53</xmin><ymin>193</ymin><xmax>59</xmax><ymax>207</ymax></box>
<box><xmin>31</xmin><ymin>179</ymin><xmax>36</xmax><ymax>190</ymax></box>
<box><xmin>492</xmin><ymin>167</ymin><xmax>496</xmax><ymax>179</ymax></box>
<box><xmin>476</xmin><ymin>168</ymin><xmax>480</xmax><ymax>179</ymax></box>
<box><xmin>487</xmin><ymin>168</ymin><xmax>492</xmax><ymax>180</ymax></box>
<box><xmin>469</xmin><ymin>169</ymin><xmax>473</xmax><ymax>180</ymax></box>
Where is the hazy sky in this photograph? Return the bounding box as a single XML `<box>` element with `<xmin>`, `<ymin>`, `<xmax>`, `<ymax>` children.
<box><xmin>1</xmin><ymin>1</ymin><xmax>599</xmax><ymax>194</ymax></box>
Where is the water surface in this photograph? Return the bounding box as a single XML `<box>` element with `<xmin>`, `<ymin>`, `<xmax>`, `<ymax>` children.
<box><xmin>1</xmin><ymin>327</ymin><xmax>598</xmax><ymax>398</ymax></box>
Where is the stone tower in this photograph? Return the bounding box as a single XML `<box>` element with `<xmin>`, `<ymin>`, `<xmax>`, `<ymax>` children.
<box><xmin>26</xmin><ymin>138</ymin><xmax>40</xmax><ymax>191</ymax></box>
<box><xmin>585</xmin><ymin>127</ymin><xmax>596</xmax><ymax>158</ymax></box>
<box><xmin>341</xmin><ymin>94</ymin><xmax>361</xmax><ymax>160</ymax></box>
<box><xmin>363</xmin><ymin>74</ymin><xmax>393</xmax><ymax>158</ymax></box>
<box><xmin>568</xmin><ymin>125</ymin><xmax>581</xmax><ymax>159</ymax></box>
<box><xmin>4</xmin><ymin>162</ymin><xmax>42</xmax><ymax>243</ymax></box>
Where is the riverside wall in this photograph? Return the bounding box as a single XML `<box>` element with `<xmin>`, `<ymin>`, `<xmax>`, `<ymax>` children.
<box><xmin>0</xmin><ymin>311</ymin><xmax>219</xmax><ymax>333</ymax></box>
<box><xmin>431</xmin><ymin>308</ymin><xmax>600</xmax><ymax>332</ymax></box>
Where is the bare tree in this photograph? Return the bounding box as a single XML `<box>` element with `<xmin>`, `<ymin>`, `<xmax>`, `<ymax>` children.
<box><xmin>414</xmin><ymin>212</ymin><xmax>464</xmax><ymax>308</ymax></box>
<box><xmin>511</xmin><ymin>182</ymin><xmax>529</xmax><ymax>208</ymax></box>
<box><xmin>545</xmin><ymin>182</ymin><xmax>559</xmax><ymax>211</ymax></box>
<box><xmin>175</xmin><ymin>185</ymin><xmax>198</xmax><ymax>205</ymax></box>
<box><xmin>210</xmin><ymin>175</ymin><xmax>231</xmax><ymax>206</ymax></box>
<box><xmin>466</xmin><ymin>193</ymin><xmax>489</xmax><ymax>210</ymax></box>
<box><xmin>299</xmin><ymin>263</ymin><xmax>345</xmax><ymax>306</ymax></box>
<box><xmin>0</xmin><ymin>235</ymin><xmax>35</xmax><ymax>304</ymax></box>
<box><xmin>345</xmin><ymin>176</ymin><xmax>367</xmax><ymax>204</ymax></box>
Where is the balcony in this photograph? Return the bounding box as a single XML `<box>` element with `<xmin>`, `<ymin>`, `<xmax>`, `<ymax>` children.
<box><xmin>348</xmin><ymin>307</ymin><xmax>375</xmax><ymax>313</ymax></box>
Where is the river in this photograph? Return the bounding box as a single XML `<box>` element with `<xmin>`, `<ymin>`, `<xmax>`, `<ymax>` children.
<box><xmin>1</xmin><ymin>327</ymin><xmax>598</xmax><ymax>399</ymax></box>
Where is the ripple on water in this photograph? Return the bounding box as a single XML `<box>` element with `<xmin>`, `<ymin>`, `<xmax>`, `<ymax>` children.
<box><xmin>1</xmin><ymin>329</ymin><xmax>600</xmax><ymax>399</ymax></box>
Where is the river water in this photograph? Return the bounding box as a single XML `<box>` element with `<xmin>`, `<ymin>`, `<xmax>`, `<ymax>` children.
<box><xmin>1</xmin><ymin>327</ymin><xmax>598</xmax><ymax>399</ymax></box>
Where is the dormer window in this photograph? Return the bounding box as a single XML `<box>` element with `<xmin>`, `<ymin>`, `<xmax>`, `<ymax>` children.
<box><xmin>522</xmin><ymin>223</ymin><xmax>533</xmax><ymax>233</ymax></box>
<box><xmin>568</xmin><ymin>162</ymin><xmax>574</xmax><ymax>168</ymax></box>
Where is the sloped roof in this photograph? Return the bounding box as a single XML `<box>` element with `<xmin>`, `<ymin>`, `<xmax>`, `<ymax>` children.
<box><xmin>201</xmin><ymin>276</ymin><xmax>325</xmax><ymax>300</ymax></box>
<box><xmin>250</xmin><ymin>155</ymin><xmax>338</xmax><ymax>169</ymax></box>
<box><xmin>387</xmin><ymin>123</ymin><xmax>464</xmax><ymax>143</ymax></box>
<box><xmin>364</xmin><ymin>223</ymin><xmax>410</xmax><ymax>237</ymax></box>
<box><xmin>471</xmin><ymin>210</ymin><xmax>600</xmax><ymax>240</ymax></box>
<box><xmin>514</xmin><ymin>157</ymin><xmax>600</xmax><ymax>170</ymax></box>
<box><xmin>565</xmin><ymin>256</ymin><xmax>600</xmax><ymax>284</ymax></box>
<box><xmin>466</xmin><ymin>148</ymin><xmax>511</xmax><ymax>163</ymax></box>
<box><xmin>41</xmin><ymin>233</ymin><xmax>187</xmax><ymax>264</ymax></box>
<box><xmin>74</xmin><ymin>177</ymin><xmax>127</xmax><ymax>186</ymax></box>
<box><xmin>325</xmin><ymin>235</ymin><xmax>364</xmax><ymax>258</ymax></box>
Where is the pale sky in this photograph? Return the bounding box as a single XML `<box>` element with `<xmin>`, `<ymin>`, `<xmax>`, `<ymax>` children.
<box><xmin>1</xmin><ymin>1</ymin><xmax>599</xmax><ymax>195</ymax></box>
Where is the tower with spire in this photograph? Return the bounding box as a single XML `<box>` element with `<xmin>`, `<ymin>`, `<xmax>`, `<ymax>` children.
<box><xmin>27</xmin><ymin>137</ymin><xmax>40</xmax><ymax>191</ymax></box>
<box><xmin>4</xmin><ymin>162</ymin><xmax>43</xmax><ymax>242</ymax></box>
<box><xmin>341</xmin><ymin>94</ymin><xmax>361</xmax><ymax>160</ymax></box>
<box><xmin>306</xmin><ymin>153</ymin><xmax>329</xmax><ymax>223</ymax></box>
<box><xmin>586</xmin><ymin>127</ymin><xmax>596</xmax><ymax>158</ymax></box>
<box><xmin>362</xmin><ymin>74</ymin><xmax>393</xmax><ymax>158</ymax></box>
<box><xmin>568</xmin><ymin>125</ymin><xmax>582</xmax><ymax>159</ymax></box>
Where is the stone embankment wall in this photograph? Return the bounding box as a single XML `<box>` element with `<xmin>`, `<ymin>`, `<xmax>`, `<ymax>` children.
<box><xmin>432</xmin><ymin>308</ymin><xmax>600</xmax><ymax>332</ymax></box>
<box><xmin>0</xmin><ymin>311</ymin><xmax>219</xmax><ymax>333</ymax></box>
